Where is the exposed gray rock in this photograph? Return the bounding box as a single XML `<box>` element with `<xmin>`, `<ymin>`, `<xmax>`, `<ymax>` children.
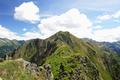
<box><xmin>44</xmin><ymin>64</ymin><xmax>54</xmax><ymax>80</ymax></box>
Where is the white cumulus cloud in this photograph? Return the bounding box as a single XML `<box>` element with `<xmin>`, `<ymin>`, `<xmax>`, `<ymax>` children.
<box><xmin>0</xmin><ymin>25</ymin><xmax>20</xmax><ymax>40</ymax></box>
<box><xmin>1</xmin><ymin>8</ymin><xmax>120</xmax><ymax>42</ymax></box>
<box><xmin>14</xmin><ymin>1</ymin><xmax>40</xmax><ymax>23</ymax></box>
<box><xmin>92</xmin><ymin>26</ymin><xmax>120</xmax><ymax>42</ymax></box>
<box><xmin>38</xmin><ymin>8</ymin><xmax>93</xmax><ymax>39</ymax></box>
<box><xmin>20</xmin><ymin>32</ymin><xmax>42</xmax><ymax>40</ymax></box>
<box><xmin>36</xmin><ymin>8</ymin><xmax>120</xmax><ymax>42</ymax></box>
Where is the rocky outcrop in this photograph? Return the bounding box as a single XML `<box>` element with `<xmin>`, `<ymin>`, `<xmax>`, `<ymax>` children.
<box><xmin>43</xmin><ymin>64</ymin><xmax>54</xmax><ymax>80</ymax></box>
<box><xmin>16</xmin><ymin>59</ymin><xmax>54</xmax><ymax>80</ymax></box>
<box><xmin>16</xmin><ymin>58</ymin><xmax>42</xmax><ymax>78</ymax></box>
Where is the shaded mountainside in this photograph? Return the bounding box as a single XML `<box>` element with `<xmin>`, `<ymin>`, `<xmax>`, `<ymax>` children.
<box><xmin>83</xmin><ymin>38</ymin><xmax>120</xmax><ymax>55</ymax></box>
<box><xmin>10</xmin><ymin>31</ymin><xmax>120</xmax><ymax>80</ymax></box>
<box><xmin>101</xmin><ymin>42</ymin><xmax>120</xmax><ymax>55</ymax></box>
<box><xmin>11</xmin><ymin>39</ymin><xmax>57</xmax><ymax>65</ymax></box>
<box><xmin>0</xmin><ymin>38</ymin><xmax>24</xmax><ymax>58</ymax></box>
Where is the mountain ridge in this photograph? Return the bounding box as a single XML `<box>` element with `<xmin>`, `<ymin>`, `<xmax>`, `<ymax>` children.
<box><xmin>0</xmin><ymin>31</ymin><xmax>120</xmax><ymax>80</ymax></box>
<box><xmin>9</xmin><ymin>31</ymin><xmax>120</xmax><ymax>80</ymax></box>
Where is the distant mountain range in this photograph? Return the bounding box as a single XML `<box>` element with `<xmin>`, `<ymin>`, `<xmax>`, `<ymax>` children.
<box><xmin>83</xmin><ymin>38</ymin><xmax>120</xmax><ymax>55</ymax></box>
<box><xmin>0</xmin><ymin>31</ymin><xmax>120</xmax><ymax>80</ymax></box>
<box><xmin>0</xmin><ymin>38</ymin><xmax>24</xmax><ymax>58</ymax></box>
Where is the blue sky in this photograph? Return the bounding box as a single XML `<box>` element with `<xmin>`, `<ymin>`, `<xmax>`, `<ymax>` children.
<box><xmin>0</xmin><ymin>0</ymin><xmax>120</xmax><ymax>42</ymax></box>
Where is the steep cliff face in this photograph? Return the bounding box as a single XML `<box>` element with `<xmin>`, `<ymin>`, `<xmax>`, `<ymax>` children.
<box><xmin>12</xmin><ymin>39</ymin><xmax>57</xmax><ymax>65</ymax></box>
<box><xmin>11</xmin><ymin>31</ymin><xmax>120</xmax><ymax>80</ymax></box>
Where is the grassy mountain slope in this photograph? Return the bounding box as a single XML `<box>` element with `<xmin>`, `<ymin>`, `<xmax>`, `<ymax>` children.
<box><xmin>44</xmin><ymin>32</ymin><xmax>113</xmax><ymax>80</ymax></box>
<box><xmin>11</xmin><ymin>31</ymin><xmax>120</xmax><ymax>80</ymax></box>
<box><xmin>83</xmin><ymin>38</ymin><xmax>120</xmax><ymax>55</ymax></box>
<box><xmin>0</xmin><ymin>58</ymin><xmax>53</xmax><ymax>80</ymax></box>
<box><xmin>0</xmin><ymin>38</ymin><xmax>24</xmax><ymax>58</ymax></box>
